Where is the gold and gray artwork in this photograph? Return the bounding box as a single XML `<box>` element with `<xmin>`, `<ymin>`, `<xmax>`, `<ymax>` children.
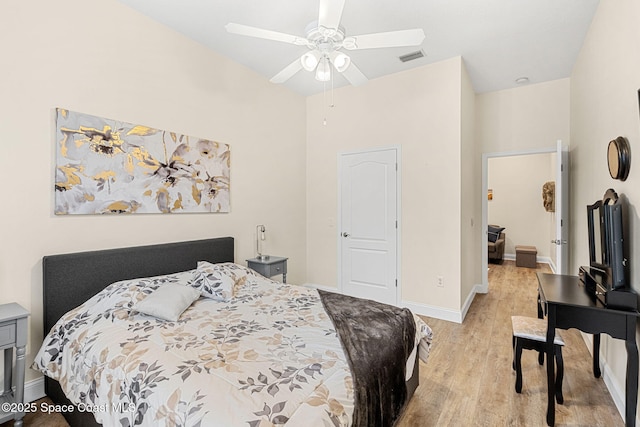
<box><xmin>55</xmin><ymin>108</ymin><xmax>230</xmax><ymax>214</ymax></box>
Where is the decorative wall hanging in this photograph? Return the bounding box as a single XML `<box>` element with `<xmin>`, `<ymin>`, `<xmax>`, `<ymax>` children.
<box><xmin>542</xmin><ymin>181</ymin><xmax>555</xmax><ymax>212</ymax></box>
<box><xmin>607</xmin><ymin>136</ymin><xmax>630</xmax><ymax>181</ymax></box>
<box><xmin>55</xmin><ymin>108</ymin><xmax>230</xmax><ymax>215</ymax></box>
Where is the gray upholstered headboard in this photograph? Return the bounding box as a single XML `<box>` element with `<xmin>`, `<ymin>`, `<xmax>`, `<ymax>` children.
<box><xmin>42</xmin><ymin>237</ymin><xmax>234</xmax><ymax>337</ymax></box>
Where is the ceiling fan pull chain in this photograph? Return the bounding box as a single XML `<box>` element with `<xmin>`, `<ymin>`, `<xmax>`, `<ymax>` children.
<box><xmin>323</xmin><ymin>80</ymin><xmax>328</xmax><ymax>126</ymax></box>
<box><xmin>330</xmin><ymin>63</ymin><xmax>335</xmax><ymax>108</ymax></box>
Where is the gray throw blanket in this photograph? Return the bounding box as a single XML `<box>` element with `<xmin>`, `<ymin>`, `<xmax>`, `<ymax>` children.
<box><xmin>318</xmin><ymin>290</ymin><xmax>416</xmax><ymax>427</ymax></box>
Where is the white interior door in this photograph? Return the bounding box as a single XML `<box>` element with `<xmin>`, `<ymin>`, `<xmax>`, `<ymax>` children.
<box><xmin>554</xmin><ymin>140</ymin><xmax>570</xmax><ymax>274</ymax></box>
<box><xmin>339</xmin><ymin>148</ymin><xmax>398</xmax><ymax>305</ymax></box>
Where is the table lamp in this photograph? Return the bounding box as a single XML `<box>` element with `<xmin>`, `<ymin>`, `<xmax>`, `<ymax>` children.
<box><xmin>256</xmin><ymin>224</ymin><xmax>269</xmax><ymax>260</ymax></box>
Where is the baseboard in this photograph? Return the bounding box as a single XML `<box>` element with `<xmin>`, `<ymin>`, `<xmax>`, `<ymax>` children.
<box><xmin>300</xmin><ymin>282</ymin><xmax>339</xmax><ymax>293</ymax></box>
<box><xmin>503</xmin><ymin>253</ymin><xmax>552</xmax><ymax>266</ymax></box>
<box><xmin>475</xmin><ymin>281</ymin><xmax>488</xmax><ymax>294</ymax></box>
<box><xmin>25</xmin><ymin>376</ymin><xmax>46</xmax><ymax>403</ymax></box>
<box><xmin>303</xmin><ymin>283</ymin><xmax>464</xmax><ymax>322</ymax></box>
<box><xmin>401</xmin><ymin>301</ymin><xmax>463</xmax><ymax>324</ymax></box>
<box><xmin>461</xmin><ymin>284</ymin><xmax>483</xmax><ymax>321</ymax></box>
<box><xmin>602</xmin><ymin>366</ymin><xmax>630</xmax><ymax>426</ymax></box>
<box><xmin>580</xmin><ymin>333</ymin><xmax>635</xmax><ymax>425</ymax></box>
<box><xmin>0</xmin><ymin>376</ymin><xmax>46</xmax><ymax>404</ymax></box>
<box><xmin>303</xmin><ymin>282</ymin><xmax>478</xmax><ymax>324</ymax></box>
<box><xmin>537</xmin><ymin>256</ymin><xmax>552</xmax><ymax>266</ymax></box>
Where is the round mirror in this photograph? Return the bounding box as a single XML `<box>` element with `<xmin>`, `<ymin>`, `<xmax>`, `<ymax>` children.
<box><xmin>607</xmin><ymin>136</ymin><xmax>631</xmax><ymax>181</ymax></box>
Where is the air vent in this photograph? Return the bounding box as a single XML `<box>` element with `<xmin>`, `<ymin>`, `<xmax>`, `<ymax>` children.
<box><xmin>399</xmin><ymin>50</ymin><xmax>425</xmax><ymax>63</ymax></box>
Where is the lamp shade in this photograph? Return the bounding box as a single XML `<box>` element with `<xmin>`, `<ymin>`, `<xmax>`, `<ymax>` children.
<box><xmin>315</xmin><ymin>57</ymin><xmax>331</xmax><ymax>82</ymax></box>
<box><xmin>301</xmin><ymin>51</ymin><xmax>320</xmax><ymax>71</ymax></box>
<box><xmin>332</xmin><ymin>52</ymin><xmax>351</xmax><ymax>72</ymax></box>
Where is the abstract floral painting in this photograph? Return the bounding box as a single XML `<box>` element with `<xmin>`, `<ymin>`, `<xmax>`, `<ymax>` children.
<box><xmin>54</xmin><ymin>108</ymin><xmax>230</xmax><ymax>214</ymax></box>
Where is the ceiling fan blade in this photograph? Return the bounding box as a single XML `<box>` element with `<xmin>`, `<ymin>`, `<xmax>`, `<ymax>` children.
<box><xmin>341</xmin><ymin>61</ymin><xmax>368</xmax><ymax>86</ymax></box>
<box><xmin>318</xmin><ymin>0</ymin><xmax>346</xmax><ymax>30</ymax></box>
<box><xmin>225</xmin><ymin>23</ymin><xmax>308</xmax><ymax>46</ymax></box>
<box><xmin>343</xmin><ymin>29</ymin><xmax>425</xmax><ymax>50</ymax></box>
<box><xmin>270</xmin><ymin>57</ymin><xmax>304</xmax><ymax>84</ymax></box>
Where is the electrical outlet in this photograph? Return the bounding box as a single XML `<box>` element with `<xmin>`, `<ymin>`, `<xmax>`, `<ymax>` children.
<box><xmin>437</xmin><ymin>276</ymin><xmax>444</xmax><ymax>287</ymax></box>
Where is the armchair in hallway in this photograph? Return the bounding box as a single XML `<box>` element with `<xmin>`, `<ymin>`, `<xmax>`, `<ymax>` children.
<box><xmin>488</xmin><ymin>225</ymin><xmax>505</xmax><ymax>263</ymax></box>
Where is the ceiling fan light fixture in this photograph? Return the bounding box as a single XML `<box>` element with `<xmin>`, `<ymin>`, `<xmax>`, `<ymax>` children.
<box><xmin>301</xmin><ymin>51</ymin><xmax>320</xmax><ymax>71</ymax></box>
<box><xmin>226</xmin><ymin>0</ymin><xmax>425</xmax><ymax>87</ymax></box>
<box><xmin>332</xmin><ymin>52</ymin><xmax>351</xmax><ymax>72</ymax></box>
<box><xmin>315</xmin><ymin>57</ymin><xmax>331</xmax><ymax>82</ymax></box>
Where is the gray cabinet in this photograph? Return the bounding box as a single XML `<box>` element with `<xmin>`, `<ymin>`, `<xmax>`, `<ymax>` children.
<box><xmin>0</xmin><ymin>303</ymin><xmax>30</xmax><ymax>427</ymax></box>
<box><xmin>246</xmin><ymin>256</ymin><xmax>288</xmax><ymax>283</ymax></box>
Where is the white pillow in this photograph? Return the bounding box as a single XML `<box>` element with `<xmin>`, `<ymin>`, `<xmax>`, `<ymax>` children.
<box><xmin>192</xmin><ymin>261</ymin><xmax>236</xmax><ymax>301</ymax></box>
<box><xmin>134</xmin><ymin>283</ymin><xmax>201</xmax><ymax>322</ymax></box>
<box><xmin>206</xmin><ymin>262</ymin><xmax>252</xmax><ymax>286</ymax></box>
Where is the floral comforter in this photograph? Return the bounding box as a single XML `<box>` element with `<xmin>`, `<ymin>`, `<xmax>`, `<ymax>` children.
<box><xmin>33</xmin><ymin>265</ymin><xmax>432</xmax><ymax>426</ymax></box>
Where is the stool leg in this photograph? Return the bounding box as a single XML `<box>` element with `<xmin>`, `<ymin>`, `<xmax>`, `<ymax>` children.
<box><xmin>538</xmin><ymin>349</ymin><xmax>544</xmax><ymax>365</ymax></box>
<box><xmin>515</xmin><ymin>338</ymin><xmax>523</xmax><ymax>393</ymax></box>
<box><xmin>555</xmin><ymin>345</ymin><xmax>564</xmax><ymax>404</ymax></box>
<box><xmin>512</xmin><ymin>335</ymin><xmax>516</xmax><ymax>370</ymax></box>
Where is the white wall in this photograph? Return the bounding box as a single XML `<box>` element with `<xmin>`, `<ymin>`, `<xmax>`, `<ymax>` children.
<box><xmin>488</xmin><ymin>153</ymin><xmax>556</xmax><ymax>259</ymax></box>
<box><xmin>476</xmin><ymin>79</ymin><xmax>571</xmax><ymax>154</ymax></box>
<box><xmin>306</xmin><ymin>57</ymin><xmax>468</xmax><ymax>316</ymax></box>
<box><xmin>570</xmin><ymin>0</ymin><xmax>640</xmax><ymax>416</ymax></box>
<box><xmin>0</xmin><ymin>0</ymin><xmax>307</xmax><ymax>383</ymax></box>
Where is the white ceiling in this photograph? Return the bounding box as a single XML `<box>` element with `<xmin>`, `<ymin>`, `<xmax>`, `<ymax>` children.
<box><xmin>116</xmin><ymin>0</ymin><xmax>600</xmax><ymax>97</ymax></box>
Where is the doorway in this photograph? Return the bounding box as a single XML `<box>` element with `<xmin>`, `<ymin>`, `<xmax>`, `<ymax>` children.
<box><xmin>481</xmin><ymin>141</ymin><xmax>569</xmax><ymax>291</ymax></box>
<box><xmin>338</xmin><ymin>147</ymin><xmax>400</xmax><ymax>305</ymax></box>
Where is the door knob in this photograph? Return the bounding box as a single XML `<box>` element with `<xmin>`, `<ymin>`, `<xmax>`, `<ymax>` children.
<box><xmin>342</xmin><ymin>232</ymin><xmax>350</xmax><ymax>237</ymax></box>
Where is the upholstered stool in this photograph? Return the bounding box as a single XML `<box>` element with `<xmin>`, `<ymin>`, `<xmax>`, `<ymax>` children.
<box><xmin>515</xmin><ymin>245</ymin><xmax>537</xmax><ymax>268</ymax></box>
<box><xmin>511</xmin><ymin>315</ymin><xmax>565</xmax><ymax>404</ymax></box>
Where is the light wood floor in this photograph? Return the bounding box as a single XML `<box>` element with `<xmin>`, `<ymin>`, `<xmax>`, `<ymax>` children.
<box><xmin>2</xmin><ymin>261</ymin><xmax>624</xmax><ymax>426</ymax></box>
<box><xmin>397</xmin><ymin>260</ymin><xmax>624</xmax><ymax>427</ymax></box>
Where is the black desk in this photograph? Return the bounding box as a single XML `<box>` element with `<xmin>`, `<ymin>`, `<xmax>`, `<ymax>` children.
<box><xmin>536</xmin><ymin>272</ymin><xmax>639</xmax><ymax>427</ymax></box>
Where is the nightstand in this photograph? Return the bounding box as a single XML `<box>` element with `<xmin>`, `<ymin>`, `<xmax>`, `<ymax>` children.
<box><xmin>246</xmin><ymin>256</ymin><xmax>288</xmax><ymax>283</ymax></box>
<box><xmin>0</xmin><ymin>303</ymin><xmax>30</xmax><ymax>427</ymax></box>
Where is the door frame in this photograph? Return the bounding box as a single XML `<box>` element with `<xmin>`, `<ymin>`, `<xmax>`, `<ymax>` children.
<box><xmin>481</xmin><ymin>143</ymin><xmax>563</xmax><ymax>291</ymax></box>
<box><xmin>337</xmin><ymin>145</ymin><xmax>402</xmax><ymax>305</ymax></box>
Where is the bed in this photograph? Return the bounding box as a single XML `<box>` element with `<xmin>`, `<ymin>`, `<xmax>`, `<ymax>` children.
<box><xmin>33</xmin><ymin>237</ymin><xmax>432</xmax><ymax>426</ymax></box>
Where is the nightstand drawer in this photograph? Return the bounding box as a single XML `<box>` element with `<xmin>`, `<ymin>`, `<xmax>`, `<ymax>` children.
<box><xmin>265</xmin><ymin>262</ymin><xmax>287</xmax><ymax>277</ymax></box>
<box><xmin>0</xmin><ymin>323</ymin><xmax>16</xmax><ymax>347</ymax></box>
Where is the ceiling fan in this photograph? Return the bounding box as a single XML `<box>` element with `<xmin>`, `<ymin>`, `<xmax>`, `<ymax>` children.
<box><xmin>225</xmin><ymin>0</ymin><xmax>425</xmax><ymax>86</ymax></box>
